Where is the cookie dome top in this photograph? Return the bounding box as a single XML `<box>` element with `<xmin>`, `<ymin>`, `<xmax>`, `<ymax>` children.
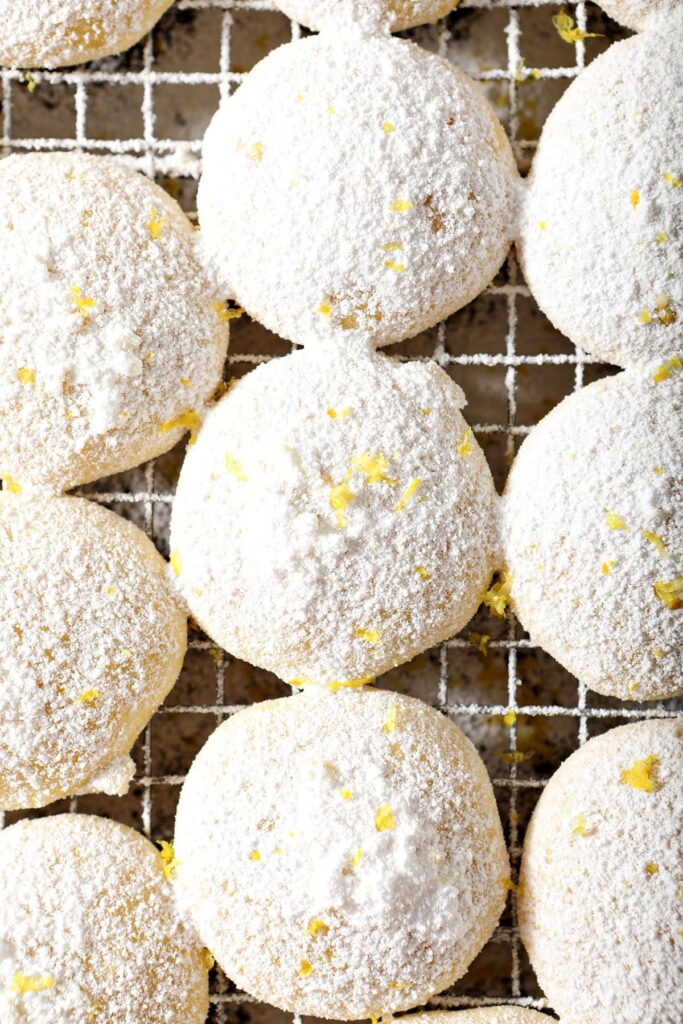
<box><xmin>0</xmin><ymin>0</ymin><xmax>172</xmax><ymax>68</ymax></box>
<box><xmin>518</xmin><ymin>27</ymin><xmax>682</xmax><ymax>370</ymax></box>
<box><xmin>519</xmin><ymin>719</ymin><xmax>683</xmax><ymax>1024</ymax></box>
<box><xmin>503</xmin><ymin>370</ymin><xmax>682</xmax><ymax>702</ymax></box>
<box><xmin>171</xmin><ymin>343</ymin><xmax>498</xmax><ymax>686</ymax></box>
<box><xmin>598</xmin><ymin>0</ymin><xmax>672</xmax><ymax>30</ymax></box>
<box><xmin>0</xmin><ymin>152</ymin><xmax>228</xmax><ymax>494</ymax></box>
<box><xmin>0</xmin><ymin>814</ymin><xmax>208</xmax><ymax>1024</ymax></box>
<box><xmin>0</xmin><ymin>496</ymin><xmax>186</xmax><ymax>809</ymax></box>
<box><xmin>174</xmin><ymin>688</ymin><xmax>509</xmax><ymax>1018</ymax></box>
<box><xmin>198</xmin><ymin>32</ymin><xmax>517</xmax><ymax>348</ymax></box>
<box><xmin>276</xmin><ymin>0</ymin><xmax>459</xmax><ymax>33</ymax></box>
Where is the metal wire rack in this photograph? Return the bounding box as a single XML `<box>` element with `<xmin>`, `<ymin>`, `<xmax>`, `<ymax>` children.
<box><xmin>1</xmin><ymin>2</ymin><xmax>681</xmax><ymax>1022</ymax></box>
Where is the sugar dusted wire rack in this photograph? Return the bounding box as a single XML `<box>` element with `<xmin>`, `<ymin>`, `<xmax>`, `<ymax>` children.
<box><xmin>1</xmin><ymin>2</ymin><xmax>681</xmax><ymax>1021</ymax></box>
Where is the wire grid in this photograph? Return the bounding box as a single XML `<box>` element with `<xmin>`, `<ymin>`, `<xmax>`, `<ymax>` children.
<box><xmin>1</xmin><ymin>3</ymin><xmax>681</xmax><ymax>1022</ymax></box>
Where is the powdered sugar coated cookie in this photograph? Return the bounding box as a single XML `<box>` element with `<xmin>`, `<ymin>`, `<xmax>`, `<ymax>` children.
<box><xmin>174</xmin><ymin>688</ymin><xmax>509</xmax><ymax>1019</ymax></box>
<box><xmin>276</xmin><ymin>0</ymin><xmax>459</xmax><ymax>33</ymax></box>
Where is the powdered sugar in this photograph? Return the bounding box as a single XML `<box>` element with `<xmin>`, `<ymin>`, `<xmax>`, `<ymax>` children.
<box><xmin>518</xmin><ymin>26</ymin><xmax>682</xmax><ymax>371</ymax></box>
<box><xmin>598</xmin><ymin>0</ymin><xmax>672</xmax><ymax>30</ymax></box>
<box><xmin>0</xmin><ymin>152</ymin><xmax>228</xmax><ymax>494</ymax></box>
<box><xmin>519</xmin><ymin>720</ymin><xmax>683</xmax><ymax>1024</ymax></box>
<box><xmin>503</xmin><ymin>370</ymin><xmax>682</xmax><ymax>702</ymax></box>
<box><xmin>276</xmin><ymin>0</ymin><xmax>459</xmax><ymax>33</ymax></box>
<box><xmin>0</xmin><ymin>814</ymin><xmax>208</xmax><ymax>1023</ymax></box>
<box><xmin>198</xmin><ymin>32</ymin><xmax>518</xmax><ymax>348</ymax></box>
<box><xmin>0</xmin><ymin>496</ymin><xmax>186</xmax><ymax>810</ymax></box>
<box><xmin>171</xmin><ymin>342</ymin><xmax>498</xmax><ymax>686</ymax></box>
<box><xmin>174</xmin><ymin>687</ymin><xmax>509</xmax><ymax>1019</ymax></box>
<box><xmin>0</xmin><ymin>0</ymin><xmax>173</xmax><ymax>68</ymax></box>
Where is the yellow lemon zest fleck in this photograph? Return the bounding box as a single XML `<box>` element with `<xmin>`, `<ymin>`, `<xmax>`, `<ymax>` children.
<box><xmin>605</xmin><ymin>512</ymin><xmax>628</xmax><ymax>531</ymax></box>
<box><xmin>652</xmin><ymin>356</ymin><xmax>682</xmax><ymax>383</ymax></box>
<box><xmin>170</xmin><ymin>548</ymin><xmax>182</xmax><ymax>577</ymax></box>
<box><xmin>390</xmin><ymin>198</ymin><xmax>412</xmax><ymax>212</ymax></box>
<box><xmin>646</xmin><ymin>862</ymin><xmax>659</xmax><ymax>875</ymax></box>
<box><xmin>384</xmin><ymin>705</ymin><xmax>399</xmax><ymax>734</ymax></box>
<box><xmin>500</xmin><ymin>876</ymin><xmax>525</xmax><ymax>895</ymax></box>
<box><xmin>339</xmin><ymin>788</ymin><xmax>352</xmax><ymax>800</ymax></box>
<box><xmin>375</xmin><ymin>804</ymin><xmax>395</xmax><ymax>832</ymax></box>
<box><xmin>468</xmin><ymin>630</ymin><xmax>490</xmax><ymax>655</ymax></box>
<box><xmin>552</xmin><ymin>7</ymin><xmax>603</xmax><ymax>43</ymax></box>
<box><xmin>317</xmin><ymin>300</ymin><xmax>333</xmax><ymax>318</ymax></box>
<box><xmin>381</xmin><ymin>242</ymin><xmax>402</xmax><ymax>251</ymax></box>
<box><xmin>394</xmin><ymin>477</ymin><xmax>421</xmax><ymax>513</ymax></box>
<box><xmin>24</xmin><ymin>72</ymin><xmax>37</xmax><ymax>93</ymax></box>
<box><xmin>663</xmin><ymin>172</ymin><xmax>682</xmax><ymax>188</ymax></box>
<box><xmin>538</xmin><ymin>220</ymin><xmax>547</xmax><ymax>231</ymax></box>
<box><xmin>202</xmin><ymin>949</ymin><xmax>215</xmax><ymax>970</ymax></box>
<box><xmin>179</xmin><ymin>377</ymin><xmax>190</xmax><ymax>388</ymax></box>
<box><xmin>630</xmin><ymin>189</ymin><xmax>640</xmax><ymax>209</ymax></box>
<box><xmin>415</xmin><ymin>564</ymin><xmax>431</xmax><ymax>580</ymax></box>
<box><xmin>620</xmin><ymin>754</ymin><xmax>660</xmax><ymax>792</ymax></box>
<box><xmin>383</xmin><ymin>121</ymin><xmax>395</xmax><ymax>134</ymax></box>
<box><xmin>638</xmin><ymin>309</ymin><xmax>653</xmax><ymax>324</ymax></box>
<box><xmin>653</xmin><ymin>576</ymin><xmax>683</xmax><ymax>609</ymax></box>
<box><xmin>384</xmin><ymin>260</ymin><xmax>406</xmax><ymax>272</ymax></box>
<box><xmin>654</xmin><ymin>466</ymin><xmax>666</xmax><ymax>475</ymax></box>
<box><xmin>572</xmin><ymin>814</ymin><xmax>592</xmax><ymax>837</ymax></box>
<box><xmin>456</xmin><ymin>428</ymin><xmax>473</xmax><ymax>457</ymax></box>
<box><xmin>656</xmin><ymin>231</ymin><xmax>669</xmax><ymax>245</ymax></box>
<box><xmin>71</xmin><ymin>284</ymin><xmax>95</xmax><ymax>318</ymax></box>
<box><xmin>355</xmin><ymin>627</ymin><xmax>381</xmax><ymax>646</ymax></box>
<box><xmin>325</xmin><ymin>676</ymin><xmax>373</xmax><ymax>693</ymax></box>
<box><xmin>503</xmin><ymin>709</ymin><xmax>517</xmax><ymax>728</ymax></box>
<box><xmin>351</xmin><ymin>847</ymin><xmax>363</xmax><ymax>867</ymax></box>
<box><xmin>421</xmin><ymin>407</ymin><xmax>431</xmax><ymax>415</ymax></box>
<box><xmin>17</xmin><ymin>367</ymin><xmax>35</xmax><ymax>385</ymax></box>
<box><xmin>249</xmin><ymin>142</ymin><xmax>264</xmax><ymax>161</ymax></box>
<box><xmin>225</xmin><ymin>451</ymin><xmax>248</xmax><ymax>481</ymax></box>
<box><xmin>640</xmin><ymin>529</ymin><xmax>667</xmax><ymax>556</ymax></box>
<box><xmin>78</xmin><ymin>689</ymin><xmax>99</xmax><ymax>704</ymax></box>
<box><xmin>329</xmin><ymin>472</ymin><xmax>354</xmax><ymax>529</ymax></box>
<box><xmin>213</xmin><ymin>301</ymin><xmax>245</xmax><ymax>323</ymax></box>
<box><xmin>11</xmin><ymin>973</ymin><xmax>53</xmax><ymax>994</ymax></box>
<box><xmin>147</xmin><ymin>209</ymin><xmax>168</xmax><ymax>238</ymax></box>
<box><xmin>1</xmin><ymin>474</ymin><xmax>22</xmax><ymax>494</ymax></box>
<box><xmin>501</xmin><ymin>750</ymin><xmax>533</xmax><ymax>764</ymax></box>
<box><xmin>653</xmin><ymin>646</ymin><xmax>664</xmax><ymax>659</ymax></box>
<box><xmin>351</xmin><ymin>452</ymin><xmax>397</xmax><ymax>485</ymax></box>
<box><xmin>157</xmin><ymin>840</ymin><xmax>180</xmax><ymax>880</ymax></box>
<box><xmin>388</xmin><ymin>983</ymin><xmax>409</xmax><ymax>990</ymax></box>
<box><xmin>298</xmin><ymin>959</ymin><xmax>313</xmax><ymax>977</ymax></box>
<box><xmin>307</xmin><ymin>918</ymin><xmax>329</xmax><ymax>936</ymax></box>
<box><xmin>483</xmin><ymin>571</ymin><xmax>513</xmax><ymax>617</ymax></box>
<box><xmin>250</xmin><ymin>849</ymin><xmax>261</xmax><ymax>862</ymax></box>
<box><xmin>327</xmin><ymin>406</ymin><xmax>352</xmax><ymax>419</ymax></box>
<box><xmin>159</xmin><ymin>410</ymin><xmax>200</xmax><ymax>444</ymax></box>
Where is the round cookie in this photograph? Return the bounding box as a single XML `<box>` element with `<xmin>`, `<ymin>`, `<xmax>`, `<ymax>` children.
<box><xmin>276</xmin><ymin>0</ymin><xmax>459</xmax><ymax>32</ymax></box>
<box><xmin>0</xmin><ymin>815</ymin><xmax>208</xmax><ymax>1023</ymax></box>
<box><xmin>171</xmin><ymin>343</ymin><xmax>498</xmax><ymax>687</ymax></box>
<box><xmin>598</xmin><ymin>0</ymin><xmax>671</xmax><ymax>30</ymax></box>
<box><xmin>519</xmin><ymin>720</ymin><xmax>683</xmax><ymax>1024</ymax></box>
<box><xmin>0</xmin><ymin>152</ymin><xmax>228</xmax><ymax>494</ymax></box>
<box><xmin>0</xmin><ymin>1</ymin><xmax>173</xmax><ymax>68</ymax></box>
<box><xmin>503</xmin><ymin>370</ymin><xmax>682</xmax><ymax>703</ymax></box>
<box><xmin>174</xmin><ymin>687</ymin><xmax>509</xmax><ymax>1018</ymax></box>
<box><xmin>198</xmin><ymin>33</ymin><xmax>517</xmax><ymax>348</ymax></box>
<box><xmin>403</xmin><ymin>1012</ymin><xmax>549</xmax><ymax>1023</ymax></box>
<box><xmin>0</xmin><ymin>495</ymin><xmax>186</xmax><ymax>810</ymax></box>
<box><xmin>518</xmin><ymin>28</ymin><xmax>682</xmax><ymax>370</ymax></box>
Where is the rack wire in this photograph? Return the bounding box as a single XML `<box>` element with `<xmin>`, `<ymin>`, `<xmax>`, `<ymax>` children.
<box><xmin>1</xmin><ymin>3</ymin><xmax>680</xmax><ymax>1021</ymax></box>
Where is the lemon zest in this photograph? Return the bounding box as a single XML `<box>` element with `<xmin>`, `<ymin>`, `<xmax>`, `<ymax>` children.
<box><xmin>503</xmin><ymin>709</ymin><xmax>517</xmax><ymax>728</ymax></box>
<box><xmin>147</xmin><ymin>209</ymin><xmax>168</xmax><ymax>238</ymax></box>
<box><xmin>1</xmin><ymin>474</ymin><xmax>21</xmax><ymax>494</ymax></box>
<box><xmin>71</xmin><ymin>284</ymin><xmax>95</xmax><ymax>319</ymax></box>
<box><xmin>620</xmin><ymin>754</ymin><xmax>660</xmax><ymax>791</ymax></box>
<box><xmin>159</xmin><ymin>410</ymin><xmax>200</xmax><ymax>444</ymax></box>
<box><xmin>390</xmin><ymin>198</ymin><xmax>412</xmax><ymax>212</ymax></box>
<box><xmin>653</xmin><ymin>577</ymin><xmax>683</xmax><ymax>609</ymax></box>
<box><xmin>384</xmin><ymin>705</ymin><xmax>399</xmax><ymax>734</ymax></box>
<box><xmin>456</xmin><ymin>427</ymin><xmax>473</xmax><ymax>457</ymax></box>
<box><xmin>307</xmin><ymin>918</ymin><xmax>329</xmax><ymax>936</ymax></box>
<box><xmin>355</xmin><ymin>627</ymin><xmax>381</xmax><ymax>646</ymax></box>
<box><xmin>384</xmin><ymin>260</ymin><xmax>406</xmax><ymax>272</ymax></box>
<box><xmin>298</xmin><ymin>959</ymin><xmax>313</xmax><ymax>977</ymax></box>
<box><xmin>170</xmin><ymin>548</ymin><xmax>182</xmax><ymax>576</ymax></box>
<box><xmin>483</xmin><ymin>571</ymin><xmax>513</xmax><ymax>617</ymax></box>
<box><xmin>394</xmin><ymin>477</ymin><xmax>421</xmax><ymax>512</ymax></box>
<box><xmin>605</xmin><ymin>512</ymin><xmax>628</xmax><ymax>531</ymax></box>
<box><xmin>78</xmin><ymin>689</ymin><xmax>99</xmax><ymax>704</ymax></box>
<box><xmin>640</xmin><ymin>529</ymin><xmax>667</xmax><ymax>557</ymax></box>
<box><xmin>17</xmin><ymin>367</ymin><xmax>35</xmax><ymax>385</ymax></box>
<box><xmin>351</xmin><ymin>452</ymin><xmax>397</xmax><ymax>485</ymax></box>
<box><xmin>552</xmin><ymin>7</ymin><xmax>603</xmax><ymax>43</ymax></box>
<box><xmin>225</xmin><ymin>451</ymin><xmax>248</xmax><ymax>481</ymax></box>
<box><xmin>375</xmin><ymin>804</ymin><xmax>395</xmax><ymax>832</ymax></box>
<box><xmin>157</xmin><ymin>840</ymin><xmax>180</xmax><ymax>880</ymax></box>
<box><xmin>213</xmin><ymin>301</ymin><xmax>244</xmax><ymax>323</ymax></box>
<box><xmin>663</xmin><ymin>172</ymin><xmax>681</xmax><ymax>188</ymax></box>
<box><xmin>652</xmin><ymin>356</ymin><xmax>682</xmax><ymax>383</ymax></box>
<box><xmin>415</xmin><ymin>564</ymin><xmax>431</xmax><ymax>580</ymax></box>
<box><xmin>11</xmin><ymin>973</ymin><xmax>53</xmax><ymax>994</ymax></box>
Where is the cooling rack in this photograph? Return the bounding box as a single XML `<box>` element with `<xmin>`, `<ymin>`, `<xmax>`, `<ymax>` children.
<box><xmin>1</xmin><ymin>3</ymin><xmax>681</xmax><ymax>1022</ymax></box>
